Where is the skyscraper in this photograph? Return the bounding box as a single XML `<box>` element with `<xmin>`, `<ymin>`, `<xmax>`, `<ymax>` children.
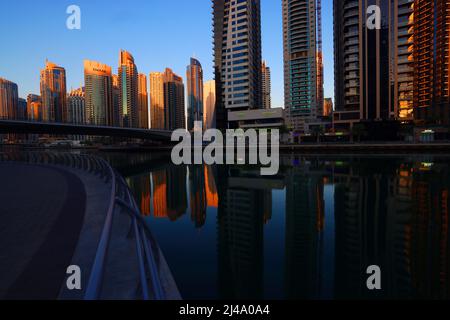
<box><xmin>67</xmin><ymin>87</ymin><xmax>85</xmax><ymax>124</ymax></box>
<box><xmin>84</xmin><ymin>60</ymin><xmax>113</xmax><ymax>126</ymax></box>
<box><xmin>413</xmin><ymin>0</ymin><xmax>450</xmax><ymax>124</ymax></box>
<box><xmin>17</xmin><ymin>98</ymin><xmax>27</xmax><ymax>120</ymax></box>
<box><xmin>138</xmin><ymin>73</ymin><xmax>149</xmax><ymax>129</ymax></box>
<box><xmin>40</xmin><ymin>61</ymin><xmax>67</xmax><ymax>123</ymax></box>
<box><xmin>393</xmin><ymin>0</ymin><xmax>414</xmax><ymax>120</ymax></box>
<box><xmin>118</xmin><ymin>50</ymin><xmax>139</xmax><ymax>128</ymax></box>
<box><xmin>333</xmin><ymin>0</ymin><xmax>415</xmax><ymax>130</ymax></box>
<box><xmin>149</xmin><ymin>72</ymin><xmax>165</xmax><ymax>129</ymax></box>
<box><xmin>163</xmin><ymin>68</ymin><xmax>186</xmax><ymax>130</ymax></box>
<box><xmin>261</xmin><ymin>60</ymin><xmax>271</xmax><ymax>109</ymax></box>
<box><xmin>26</xmin><ymin>94</ymin><xmax>42</xmax><ymax>121</ymax></box>
<box><xmin>111</xmin><ymin>75</ymin><xmax>121</xmax><ymax>127</ymax></box>
<box><xmin>213</xmin><ymin>0</ymin><xmax>263</xmax><ymax>129</ymax></box>
<box><xmin>203</xmin><ymin>80</ymin><xmax>216</xmax><ymax>130</ymax></box>
<box><xmin>283</xmin><ymin>0</ymin><xmax>324</xmax><ymax>133</ymax></box>
<box><xmin>323</xmin><ymin>98</ymin><xmax>333</xmax><ymax>117</ymax></box>
<box><xmin>0</xmin><ymin>78</ymin><xmax>18</xmax><ymax>120</ymax></box>
<box><xmin>186</xmin><ymin>58</ymin><xmax>204</xmax><ymax>131</ymax></box>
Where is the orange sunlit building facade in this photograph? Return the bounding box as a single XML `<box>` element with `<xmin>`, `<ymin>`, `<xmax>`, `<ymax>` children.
<box><xmin>149</xmin><ymin>72</ymin><xmax>165</xmax><ymax>130</ymax></box>
<box><xmin>40</xmin><ymin>61</ymin><xmax>67</xmax><ymax>123</ymax></box>
<box><xmin>205</xmin><ymin>166</ymin><xmax>218</xmax><ymax>208</ymax></box>
<box><xmin>26</xmin><ymin>94</ymin><xmax>42</xmax><ymax>121</ymax></box>
<box><xmin>413</xmin><ymin>0</ymin><xmax>450</xmax><ymax>124</ymax></box>
<box><xmin>138</xmin><ymin>73</ymin><xmax>149</xmax><ymax>129</ymax></box>
<box><xmin>0</xmin><ymin>78</ymin><xmax>18</xmax><ymax>120</ymax></box>
<box><xmin>151</xmin><ymin>166</ymin><xmax>188</xmax><ymax>222</ymax></box>
<box><xmin>152</xmin><ymin>170</ymin><xmax>169</xmax><ymax>219</ymax></box>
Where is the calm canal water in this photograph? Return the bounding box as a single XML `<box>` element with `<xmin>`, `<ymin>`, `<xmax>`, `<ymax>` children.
<box><xmin>97</xmin><ymin>152</ymin><xmax>450</xmax><ymax>300</ymax></box>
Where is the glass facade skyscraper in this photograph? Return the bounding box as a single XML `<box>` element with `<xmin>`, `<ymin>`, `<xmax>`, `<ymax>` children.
<box><xmin>261</xmin><ymin>60</ymin><xmax>271</xmax><ymax>110</ymax></box>
<box><xmin>118</xmin><ymin>50</ymin><xmax>139</xmax><ymax>128</ymax></box>
<box><xmin>283</xmin><ymin>0</ymin><xmax>324</xmax><ymax>133</ymax></box>
<box><xmin>138</xmin><ymin>73</ymin><xmax>149</xmax><ymax>129</ymax></box>
<box><xmin>0</xmin><ymin>78</ymin><xmax>18</xmax><ymax>120</ymax></box>
<box><xmin>84</xmin><ymin>60</ymin><xmax>113</xmax><ymax>126</ymax></box>
<box><xmin>67</xmin><ymin>87</ymin><xmax>85</xmax><ymax>124</ymax></box>
<box><xmin>40</xmin><ymin>61</ymin><xmax>67</xmax><ymax>123</ymax></box>
<box><xmin>213</xmin><ymin>0</ymin><xmax>263</xmax><ymax>130</ymax></box>
<box><xmin>393</xmin><ymin>0</ymin><xmax>414</xmax><ymax>120</ymax></box>
<box><xmin>17</xmin><ymin>98</ymin><xmax>27</xmax><ymax>120</ymax></box>
<box><xmin>150</xmin><ymin>72</ymin><xmax>165</xmax><ymax>130</ymax></box>
<box><xmin>26</xmin><ymin>94</ymin><xmax>42</xmax><ymax>122</ymax></box>
<box><xmin>186</xmin><ymin>58</ymin><xmax>204</xmax><ymax>131</ymax></box>
<box><xmin>413</xmin><ymin>0</ymin><xmax>450</xmax><ymax>124</ymax></box>
<box><xmin>203</xmin><ymin>80</ymin><xmax>217</xmax><ymax>130</ymax></box>
<box><xmin>111</xmin><ymin>74</ymin><xmax>121</xmax><ymax>127</ymax></box>
<box><xmin>333</xmin><ymin>0</ymin><xmax>415</xmax><ymax>130</ymax></box>
<box><xmin>163</xmin><ymin>68</ymin><xmax>186</xmax><ymax>130</ymax></box>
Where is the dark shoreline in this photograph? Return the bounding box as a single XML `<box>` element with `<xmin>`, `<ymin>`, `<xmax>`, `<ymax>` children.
<box><xmin>4</xmin><ymin>143</ymin><xmax>450</xmax><ymax>154</ymax></box>
<box><xmin>100</xmin><ymin>143</ymin><xmax>450</xmax><ymax>154</ymax></box>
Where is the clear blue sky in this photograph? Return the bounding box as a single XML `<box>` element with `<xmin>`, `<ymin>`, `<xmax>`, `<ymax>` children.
<box><xmin>0</xmin><ymin>0</ymin><xmax>334</xmax><ymax>107</ymax></box>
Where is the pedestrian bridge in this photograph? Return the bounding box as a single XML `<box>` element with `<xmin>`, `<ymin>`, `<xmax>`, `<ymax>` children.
<box><xmin>0</xmin><ymin>119</ymin><xmax>173</xmax><ymax>142</ymax></box>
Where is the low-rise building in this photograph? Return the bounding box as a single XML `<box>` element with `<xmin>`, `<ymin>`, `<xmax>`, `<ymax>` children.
<box><xmin>228</xmin><ymin>108</ymin><xmax>285</xmax><ymax>130</ymax></box>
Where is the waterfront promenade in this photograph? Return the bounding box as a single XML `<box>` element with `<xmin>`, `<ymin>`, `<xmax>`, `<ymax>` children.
<box><xmin>0</xmin><ymin>152</ymin><xmax>180</xmax><ymax>300</ymax></box>
<box><xmin>0</xmin><ymin>163</ymin><xmax>87</xmax><ymax>299</ymax></box>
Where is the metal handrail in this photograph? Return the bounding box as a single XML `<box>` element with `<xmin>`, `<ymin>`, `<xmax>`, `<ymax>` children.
<box><xmin>0</xmin><ymin>152</ymin><xmax>111</xmax><ymax>183</ymax></box>
<box><xmin>84</xmin><ymin>157</ymin><xmax>116</xmax><ymax>300</ymax></box>
<box><xmin>133</xmin><ymin>216</ymin><xmax>150</xmax><ymax>300</ymax></box>
<box><xmin>83</xmin><ymin>157</ymin><xmax>165</xmax><ymax>300</ymax></box>
<box><xmin>116</xmin><ymin>197</ymin><xmax>165</xmax><ymax>300</ymax></box>
<box><xmin>0</xmin><ymin>152</ymin><xmax>165</xmax><ymax>300</ymax></box>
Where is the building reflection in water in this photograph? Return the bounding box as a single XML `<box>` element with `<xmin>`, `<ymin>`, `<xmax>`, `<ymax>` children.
<box><xmin>205</xmin><ymin>165</ymin><xmax>219</xmax><ymax>208</ymax></box>
<box><xmin>151</xmin><ymin>170</ymin><xmax>168</xmax><ymax>219</ymax></box>
<box><xmin>189</xmin><ymin>166</ymin><xmax>207</xmax><ymax>228</ymax></box>
<box><xmin>409</xmin><ymin>163</ymin><xmax>450</xmax><ymax>299</ymax></box>
<box><xmin>127</xmin><ymin>174</ymin><xmax>151</xmax><ymax>216</ymax></box>
<box><xmin>285</xmin><ymin>162</ymin><xmax>326</xmax><ymax>300</ymax></box>
<box><xmin>217</xmin><ymin>168</ymin><xmax>280</xmax><ymax>299</ymax></box>
<box><xmin>151</xmin><ymin>165</ymin><xmax>187</xmax><ymax>221</ymax></box>
<box><xmin>122</xmin><ymin>153</ymin><xmax>450</xmax><ymax>300</ymax></box>
<box><xmin>330</xmin><ymin>158</ymin><xmax>450</xmax><ymax>299</ymax></box>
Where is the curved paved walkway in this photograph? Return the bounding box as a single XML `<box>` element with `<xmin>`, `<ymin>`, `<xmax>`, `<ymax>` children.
<box><xmin>0</xmin><ymin>163</ymin><xmax>86</xmax><ymax>299</ymax></box>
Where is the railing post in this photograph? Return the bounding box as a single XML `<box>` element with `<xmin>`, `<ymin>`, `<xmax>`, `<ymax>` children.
<box><xmin>84</xmin><ymin>158</ymin><xmax>117</xmax><ymax>300</ymax></box>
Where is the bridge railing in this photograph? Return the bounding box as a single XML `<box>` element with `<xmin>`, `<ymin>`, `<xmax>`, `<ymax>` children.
<box><xmin>0</xmin><ymin>151</ymin><xmax>167</xmax><ymax>300</ymax></box>
<box><xmin>0</xmin><ymin>151</ymin><xmax>111</xmax><ymax>182</ymax></box>
<box><xmin>0</xmin><ymin>117</ymin><xmax>172</xmax><ymax>135</ymax></box>
<box><xmin>0</xmin><ymin>115</ymin><xmax>82</xmax><ymax>125</ymax></box>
